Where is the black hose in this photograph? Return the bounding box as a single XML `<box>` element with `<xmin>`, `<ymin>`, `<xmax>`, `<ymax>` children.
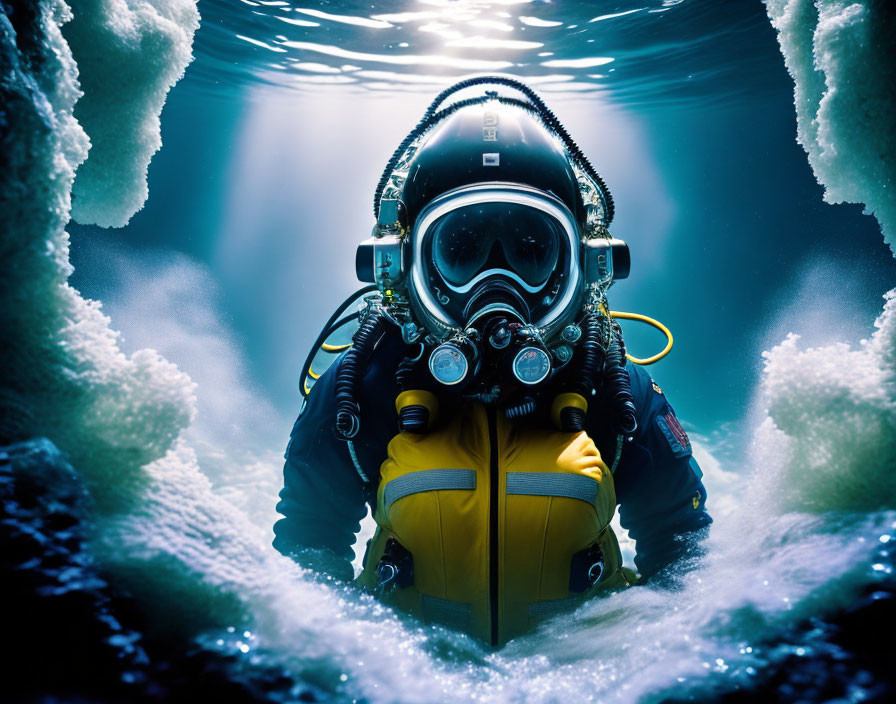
<box><xmin>555</xmin><ymin>313</ymin><xmax>605</xmax><ymax>432</ymax></box>
<box><xmin>504</xmin><ymin>396</ymin><xmax>536</xmax><ymax>420</ymax></box>
<box><xmin>605</xmin><ymin>323</ymin><xmax>638</xmax><ymax>436</ymax></box>
<box><xmin>299</xmin><ymin>285</ymin><xmax>378</xmax><ymax>399</ymax></box>
<box><xmin>574</xmin><ymin>313</ymin><xmax>606</xmax><ymax>398</ymax></box>
<box><xmin>373</xmin><ymin>76</ymin><xmax>614</xmax><ymax>224</ymax></box>
<box><xmin>321</xmin><ymin>313</ymin><xmax>362</xmax><ymax>347</ymax></box>
<box><xmin>334</xmin><ymin>312</ymin><xmax>390</xmax><ymax>440</ymax></box>
<box><xmin>395</xmin><ymin>353</ymin><xmax>419</xmax><ymax>391</ymax></box>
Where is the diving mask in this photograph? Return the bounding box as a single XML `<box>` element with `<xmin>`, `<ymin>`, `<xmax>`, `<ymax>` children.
<box><xmin>409</xmin><ymin>183</ymin><xmax>583</xmax><ymax>339</ymax></box>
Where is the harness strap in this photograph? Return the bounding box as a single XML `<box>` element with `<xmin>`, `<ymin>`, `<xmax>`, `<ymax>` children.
<box><xmin>528</xmin><ymin>596</ymin><xmax>581</xmax><ymax>620</ymax></box>
<box><xmin>383</xmin><ymin>469</ymin><xmax>476</xmax><ymax>511</ymax></box>
<box><xmin>422</xmin><ymin>595</ymin><xmax>472</xmax><ymax>630</ymax></box>
<box><xmin>346</xmin><ymin>440</ymin><xmax>370</xmax><ymax>483</ymax></box>
<box><xmin>610</xmin><ymin>433</ymin><xmax>624</xmax><ymax>475</ymax></box>
<box><xmin>506</xmin><ymin>472</ymin><xmax>599</xmax><ymax>505</ymax></box>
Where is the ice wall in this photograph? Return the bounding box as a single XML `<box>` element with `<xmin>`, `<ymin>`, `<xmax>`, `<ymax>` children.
<box><xmin>761</xmin><ymin>0</ymin><xmax>896</xmax><ymax>511</ymax></box>
<box><xmin>0</xmin><ymin>0</ymin><xmax>197</xmax><ymax>510</ymax></box>
<box><xmin>63</xmin><ymin>0</ymin><xmax>199</xmax><ymax>228</ymax></box>
<box><xmin>0</xmin><ymin>0</ymin><xmax>285</xmax><ymax>636</ymax></box>
<box><xmin>756</xmin><ymin>297</ymin><xmax>896</xmax><ymax>511</ymax></box>
<box><xmin>1</xmin><ymin>0</ymin><xmax>894</xmax><ymax>698</ymax></box>
<box><xmin>766</xmin><ymin>0</ymin><xmax>895</xmax><ymax>248</ymax></box>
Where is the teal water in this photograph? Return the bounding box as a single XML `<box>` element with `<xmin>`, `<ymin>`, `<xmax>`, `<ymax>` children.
<box><xmin>4</xmin><ymin>0</ymin><xmax>895</xmax><ymax>701</ymax></box>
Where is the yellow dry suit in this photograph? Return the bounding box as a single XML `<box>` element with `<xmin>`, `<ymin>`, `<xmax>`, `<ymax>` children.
<box><xmin>357</xmin><ymin>401</ymin><xmax>635</xmax><ymax>646</ymax></box>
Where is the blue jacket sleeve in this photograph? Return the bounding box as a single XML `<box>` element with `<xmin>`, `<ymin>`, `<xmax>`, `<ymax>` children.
<box><xmin>272</xmin><ymin>329</ymin><xmax>403</xmax><ymax>580</ymax></box>
<box><xmin>272</xmin><ymin>362</ymin><xmax>369</xmax><ymax>581</ymax></box>
<box><xmin>611</xmin><ymin>363</ymin><xmax>712</xmax><ymax>578</ymax></box>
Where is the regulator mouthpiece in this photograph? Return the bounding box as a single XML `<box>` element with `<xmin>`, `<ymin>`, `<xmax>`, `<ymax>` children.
<box><xmin>484</xmin><ymin>317</ymin><xmax>512</xmax><ymax>350</ymax></box>
<box><xmin>462</xmin><ymin>279</ymin><xmax>530</xmax><ymax>329</ymax></box>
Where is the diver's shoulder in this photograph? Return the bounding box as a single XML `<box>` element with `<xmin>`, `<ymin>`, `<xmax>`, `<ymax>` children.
<box><xmin>625</xmin><ymin>361</ymin><xmax>669</xmax><ymax>418</ymax></box>
<box><xmin>624</xmin><ymin>360</ymin><xmax>653</xmax><ymax>397</ymax></box>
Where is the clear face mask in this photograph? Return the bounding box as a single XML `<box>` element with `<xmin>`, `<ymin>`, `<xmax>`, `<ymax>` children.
<box><xmin>410</xmin><ymin>184</ymin><xmax>583</xmax><ymax>339</ymax></box>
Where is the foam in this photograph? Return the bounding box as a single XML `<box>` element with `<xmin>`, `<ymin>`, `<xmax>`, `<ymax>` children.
<box><xmin>95</xmin><ymin>250</ymin><xmax>286</xmax><ymax>529</ymax></box>
<box><xmin>766</xmin><ymin>0</ymin><xmax>896</xmax><ymax>249</ymax></box>
<box><xmin>1</xmin><ymin>5</ymin><xmax>459</xmax><ymax>679</ymax></box>
<box><xmin>755</xmin><ymin>293</ymin><xmax>896</xmax><ymax>512</ymax></box>
<box><xmin>64</xmin><ymin>0</ymin><xmax>200</xmax><ymax>228</ymax></box>
<box><xmin>760</xmin><ymin>0</ymin><xmax>896</xmax><ymax>512</ymax></box>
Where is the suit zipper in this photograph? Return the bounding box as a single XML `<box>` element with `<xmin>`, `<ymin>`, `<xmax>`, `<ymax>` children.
<box><xmin>487</xmin><ymin>405</ymin><xmax>499</xmax><ymax>646</ymax></box>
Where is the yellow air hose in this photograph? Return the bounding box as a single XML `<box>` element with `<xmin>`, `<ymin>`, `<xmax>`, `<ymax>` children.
<box><xmin>321</xmin><ymin>342</ymin><xmax>352</xmax><ymax>352</ymax></box>
<box><xmin>605</xmin><ymin>308</ymin><xmax>674</xmax><ymax>365</ymax></box>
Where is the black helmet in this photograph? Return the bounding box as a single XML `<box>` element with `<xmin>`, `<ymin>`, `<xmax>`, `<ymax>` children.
<box><xmin>357</xmin><ymin>77</ymin><xmax>625</xmax><ymax>346</ymax></box>
<box><xmin>400</xmin><ymin>103</ymin><xmax>586</xmax><ymax>230</ymax></box>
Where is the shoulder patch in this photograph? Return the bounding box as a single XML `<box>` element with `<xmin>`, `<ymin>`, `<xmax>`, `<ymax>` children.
<box><xmin>656</xmin><ymin>411</ymin><xmax>691</xmax><ymax>459</ymax></box>
<box><xmin>651</xmin><ymin>381</ymin><xmax>663</xmax><ymax>395</ymax></box>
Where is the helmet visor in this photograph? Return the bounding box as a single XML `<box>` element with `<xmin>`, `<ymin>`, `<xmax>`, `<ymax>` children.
<box><xmin>430</xmin><ymin>202</ymin><xmax>563</xmax><ymax>293</ymax></box>
<box><xmin>410</xmin><ymin>185</ymin><xmax>582</xmax><ymax>334</ymax></box>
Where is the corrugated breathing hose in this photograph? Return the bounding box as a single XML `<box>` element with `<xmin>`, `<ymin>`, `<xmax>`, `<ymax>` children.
<box><xmin>334</xmin><ymin>312</ymin><xmax>389</xmax><ymax>440</ymax></box>
<box><xmin>605</xmin><ymin>322</ymin><xmax>638</xmax><ymax>435</ymax></box>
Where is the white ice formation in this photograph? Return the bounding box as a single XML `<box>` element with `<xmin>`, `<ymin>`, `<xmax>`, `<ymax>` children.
<box><xmin>0</xmin><ymin>4</ymin><xmax>455</xmax><ymax>682</ymax></box>
<box><xmin>766</xmin><ymin>0</ymin><xmax>895</xmax><ymax>248</ymax></box>
<box><xmin>761</xmin><ymin>0</ymin><xmax>896</xmax><ymax>512</ymax></box>
<box><xmin>0</xmin><ymin>0</ymin><xmax>198</xmax><ymax>514</ymax></box>
<box><xmin>0</xmin><ymin>1</ymin><xmax>894</xmax><ymax>700</ymax></box>
<box><xmin>65</xmin><ymin>0</ymin><xmax>200</xmax><ymax>228</ymax></box>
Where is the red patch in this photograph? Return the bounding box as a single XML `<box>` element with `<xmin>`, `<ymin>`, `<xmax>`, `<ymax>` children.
<box><xmin>664</xmin><ymin>412</ymin><xmax>690</xmax><ymax>450</ymax></box>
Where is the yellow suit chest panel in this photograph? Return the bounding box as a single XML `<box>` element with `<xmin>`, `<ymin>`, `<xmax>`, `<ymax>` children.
<box><xmin>358</xmin><ymin>402</ymin><xmax>630</xmax><ymax>645</ymax></box>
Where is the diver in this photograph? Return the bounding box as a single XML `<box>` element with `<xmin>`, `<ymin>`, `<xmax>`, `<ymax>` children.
<box><xmin>273</xmin><ymin>77</ymin><xmax>711</xmax><ymax>646</ymax></box>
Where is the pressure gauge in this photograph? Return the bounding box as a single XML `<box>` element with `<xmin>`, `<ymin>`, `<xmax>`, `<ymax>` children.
<box><xmin>429</xmin><ymin>343</ymin><xmax>469</xmax><ymax>386</ymax></box>
<box><xmin>512</xmin><ymin>346</ymin><xmax>551</xmax><ymax>385</ymax></box>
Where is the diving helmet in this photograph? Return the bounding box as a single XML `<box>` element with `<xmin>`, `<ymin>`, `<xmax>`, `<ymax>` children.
<box><xmin>347</xmin><ymin>77</ymin><xmax>635</xmax><ymax>436</ymax></box>
<box><xmin>358</xmin><ymin>82</ymin><xmax>628</xmax><ymax>340</ymax></box>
